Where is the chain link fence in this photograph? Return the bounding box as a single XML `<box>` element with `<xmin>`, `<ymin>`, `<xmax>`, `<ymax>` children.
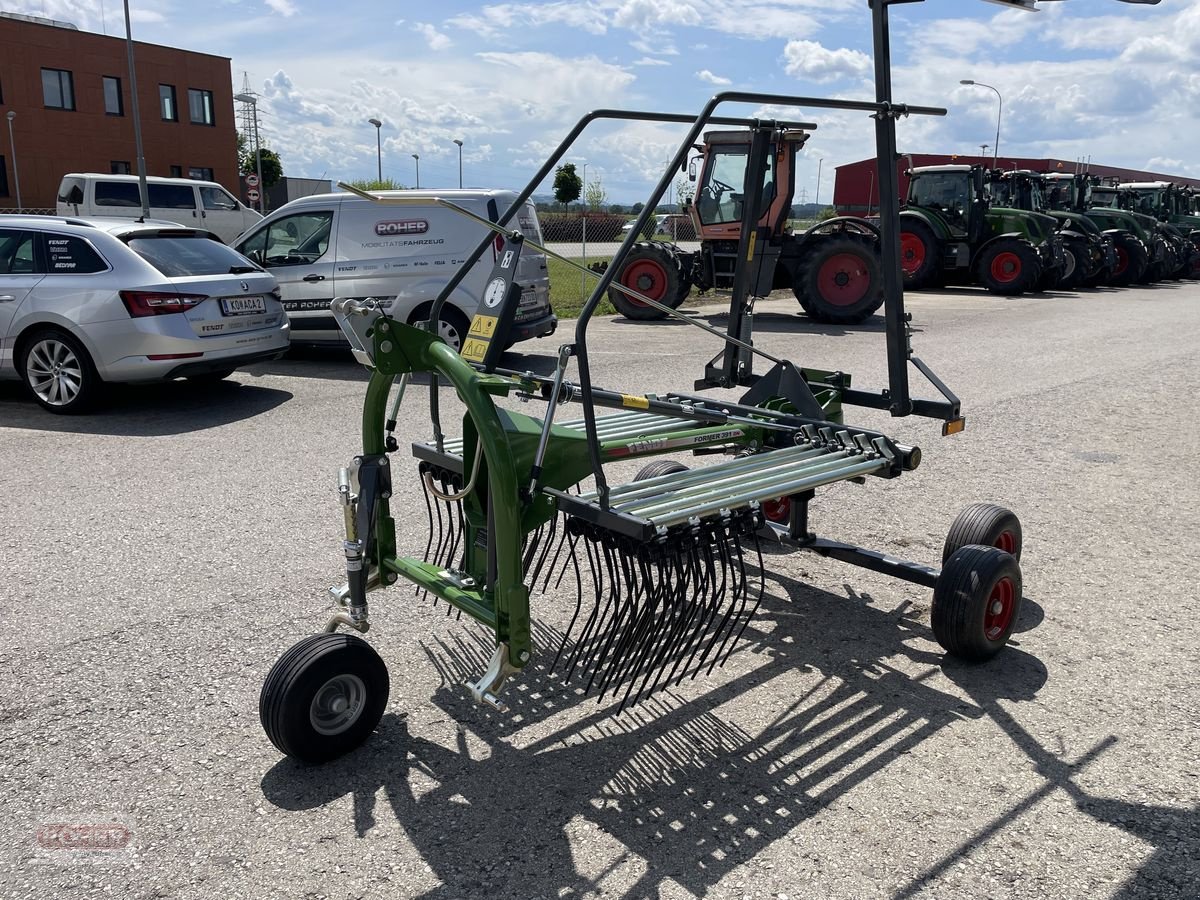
<box><xmin>0</xmin><ymin>208</ymin><xmax>57</xmax><ymax>216</ymax></box>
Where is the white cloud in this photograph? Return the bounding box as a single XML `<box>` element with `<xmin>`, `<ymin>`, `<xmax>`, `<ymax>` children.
<box><xmin>414</xmin><ymin>22</ymin><xmax>453</xmax><ymax>50</ymax></box>
<box><xmin>695</xmin><ymin>69</ymin><xmax>731</xmax><ymax>86</ymax></box>
<box><xmin>265</xmin><ymin>0</ymin><xmax>298</xmax><ymax>17</ymax></box>
<box><xmin>611</xmin><ymin>0</ymin><xmax>701</xmax><ymax>31</ymax></box>
<box><xmin>782</xmin><ymin>40</ymin><xmax>871</xmax><ymax>83</ymax></box>
<box><xmin>633</xmin><ymin>57</ymin><xmax>670</xmax><ymax>67</ymax></box>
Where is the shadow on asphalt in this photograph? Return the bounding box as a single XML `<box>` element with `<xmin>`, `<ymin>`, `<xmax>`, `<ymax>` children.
<box><xmin>0</xmin><ymin>379</ymin><xmax>292</xmax><ymax>436</ymax></box>
<box><xmin>254</xmin><ymin>565</ymin><xmax>1195</xmax><ymax>900</ymax></box>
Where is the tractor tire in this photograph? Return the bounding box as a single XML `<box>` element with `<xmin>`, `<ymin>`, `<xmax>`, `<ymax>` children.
<box><xmin>608</xmin><ymin>242</ymin><xmax>685</xmax><ymax>321</ymax></box>
<box><xmin>1056</xmin><ymin>238</ymin><xmax>1086</xmax><ymax>290</ymax></box>
<box><xmin>793</xmin><ymin>235</ymin><xmax>883</xmax><ymax>325</ymax></box>
<box><xmin>899</xmin><ymin>219</ymin><xmax>940</xmax><ymax>290</ymax></box>
<box><xmin>1033</xmin><ymin>263</ymin><xmax>1061</xmax><ymax>293</ymax></box>
<box><xmin>976</xmin><ymin>239</ymin><xmax>1040</xmax><ymax>295</ymax></box>
<box><xmin>932</xmin><ymin>545</ymin><xmax>1022</xmax><ymax>661</ymax></box>
<box><xmin>1108</xmin><ymin>233</ymin><xmax>1149</xmax><ymax>287</ymax></box>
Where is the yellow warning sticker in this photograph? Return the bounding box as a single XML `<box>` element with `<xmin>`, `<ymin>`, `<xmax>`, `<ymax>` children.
<box><xmin>461</xmin><ymin>337</ymin><xmax>490</xmax><ymax>362</ymax></box>
<box><xmin>621</xmin><ymin>393</ymin><xmax>650</xmax><ymax>410</ymax></box>
<box><xmin>469</xmin><ymin>315</ymin><xmax>498</xmax><ymax>338</ymax></box>
<box><xmin>746</xmin><ymin>231</ymin><xmax>758</xmax><ymax>261</ymax></box>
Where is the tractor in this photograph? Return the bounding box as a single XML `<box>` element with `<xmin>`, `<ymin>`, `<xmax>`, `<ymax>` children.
<box><xmin>607</xmin><ymin>125</ymin><xmax>884</xmax><ymax>326</ymax></box>
<box><xmin>1118</xmin><ymin>181</ymin><xmax>1200</xmax><ymax>277</ymax></box>
<box><xmin>1086</xmin><ymin>180</ymin><xmax>1185</xmax><ymax>282</ymax></box>
<box><xmin>1041</xmin><ymin>173</ymin><xmax>1152</xmax><ymax>286</ymax></box>
<box><xmin>987</xmin><ymin>170</ymin><xmax>1117</xmax><ymax>289</ymax></box>
<box><xmin>899</xmin><ymin>164</ymin><xmax>1064</xmax><ymax>295</ymax></box>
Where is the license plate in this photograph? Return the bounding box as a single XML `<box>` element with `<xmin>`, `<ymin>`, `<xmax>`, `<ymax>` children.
<box><xmin>222</xmin><ymin>295</ymin><xmax>266</xmax><ymax>316</ymax></box>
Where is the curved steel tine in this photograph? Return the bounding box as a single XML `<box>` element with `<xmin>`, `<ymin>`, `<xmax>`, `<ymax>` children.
<box><xmin>562</xmin><ymin>533</ymin><xmax>606</xmax><ymax>680</ymax></box>
<box><xmin>550</xmin><ymin>532</ymin><xmax>585</xmax><ymax>672</ymax></box>
<box><xmin>691</xmin><ymin>523</ymin><xmax>737</xmax><ymax>678</ymax></box>
<box><xmin>585</xmin><ymin>542</ymin><xmax>641</xmax><ymax>694</ymax></box>
<box><xmin>578</xmin><ymin>539</ymin><xmax>623</xmax><ymax>678</ymax></box>
<box><xmin>606</xmin><ymin>553</ymin><xmax>664</xmax><ymax>702</ymax></box>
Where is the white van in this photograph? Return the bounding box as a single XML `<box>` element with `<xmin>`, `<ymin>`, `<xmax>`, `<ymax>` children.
<box><xmin>56</xmin><ymin>174</ymin><xmax>262</xmax><ymax>243</ymax></box>
<box><xmin>230</xmin><ymin>189</ymin><xmax>556</xmax><ymax>351</ymax></box>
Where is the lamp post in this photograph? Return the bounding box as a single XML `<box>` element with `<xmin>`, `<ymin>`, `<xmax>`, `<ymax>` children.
<box><xmin>980</xmin><ymin>143</ymin><xmax>989</xmax><ymax>162</ymax></box>
<box><xmin>960</xmin><ymin>79</ymin><xmax>1002</xmax><ymax>171</ymax></box>
<box><xmin>412</xmin><ymin>153</ymin><xmax>420</xmax><ymax>189</ymax></box>
<box><xmin>453</xmin><ymin>139</ymin><xmax>463</xmax><ymax>188</ymax></box>
<box><xmin>4</xmin><ymin>112</ymin><xmax>19</xmax><ymax>211</ymax></box>
<box><xmin>815</xmin><ymin>157</ymin><xmax>824</xmax><ymax>208</ymax></box>
<box><xmin>368</xmin><ymin>118</ymin><xmax>382</xmax><ymax>183</ymax></box>
<box><xmin>123</xmin><ymin>0</ymin><xmax>148</xmax><ymax>218</ymax></box>
<box><xmin>234</xmin><ymin>92</ymin><xmax>264</xmax><ymax>211</ymax></box>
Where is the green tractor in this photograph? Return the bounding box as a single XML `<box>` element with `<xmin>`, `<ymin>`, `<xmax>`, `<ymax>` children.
<box><xmin>1118</xmin><ymin>181</ymin><xmax>1200</xmax><ymax>277</ymax></box>
<box><xmin>899</xmin><ymin>164</ymin><xmax>1064</xmax><ymax>295</ymax></box>
<box><xmin>1042</xmin><ymin>173</ymin><xmax>1151</xmax><ymax>286</ymax></box>
<box><xmin>988</xmin><ymin>170</ymin><xmax>1116</xmax><ymax>289</ymax></box>
<box><xmin>1087</xmin><ymin>179</ymin><xmax>1185</xmax><ymax>282</ymax></box>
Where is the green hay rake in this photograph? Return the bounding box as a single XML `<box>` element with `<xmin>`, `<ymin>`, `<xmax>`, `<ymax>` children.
<box><xmin>260</xmin><ymin>90</ymin><xmax>1026</xmax><ymax>764</ymax></box>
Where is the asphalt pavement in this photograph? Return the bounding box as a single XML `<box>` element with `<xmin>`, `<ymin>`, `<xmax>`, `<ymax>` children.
<box><xmin>0</xmin><ymin>281</ymin><xmax>1197</xmax><ymax>899</ymax></box>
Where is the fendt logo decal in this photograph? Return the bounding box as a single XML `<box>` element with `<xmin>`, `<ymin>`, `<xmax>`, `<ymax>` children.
<box><xmin>374</xmin><ymin>220</ymin><xmax>429</xmax><ymax>236</ymax></box>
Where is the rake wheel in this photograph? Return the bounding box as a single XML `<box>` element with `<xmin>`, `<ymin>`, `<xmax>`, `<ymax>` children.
<box><xmin>932</xmin><ymin>545</ymin><xmax>1022</xmax><ymax>661</ymax></box>
<box><xmin>943</xmin><ymin>503</ymin><xmax>1022</xmax><ymax>564</ymax></box>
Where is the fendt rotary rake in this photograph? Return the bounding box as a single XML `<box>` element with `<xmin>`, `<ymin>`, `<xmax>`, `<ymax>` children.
<box><xmin>258</xmin><ymin>85</ymin><xmax>1028</xmax><ymax>763</ymax></box>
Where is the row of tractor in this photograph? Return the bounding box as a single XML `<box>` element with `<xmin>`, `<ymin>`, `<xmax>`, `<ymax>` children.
<box><xmin>900</xmin><ymin>165</ymin><xmax>1200</xmax><ymax>295</ymax></box>
<box><xmin>604</xmin><ymin>134</ymin><xmax>1198</xmax><ymax>330</ymax></box>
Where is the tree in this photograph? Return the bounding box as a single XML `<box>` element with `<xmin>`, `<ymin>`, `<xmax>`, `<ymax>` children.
<box><xmin>553</xmin><ymin>163</ymin><xmax>582</xmax><ymax>210</ymax></box>
<box><xmin>584</xmin><ymin>177</ymin><xmax>608</xmax><ymax>211</ymax></box>
<box><xmin>345</xmin><ymin>178</ymin><xmax>407</xmax><ymax>191</ymax></box>
<box><xmin>674</xmin><ymin>175</ymin><xmax>696</xmax><ymax>209</ymax></box>
<box><xmin>241</xmin><ymin>148</ymin><xmax>283</xmax><ymax>188</ymax></box>
<box><xmin>631</xmin><ymin>201</ymin><xmax>644</xmax><ymax>214</ymax></box>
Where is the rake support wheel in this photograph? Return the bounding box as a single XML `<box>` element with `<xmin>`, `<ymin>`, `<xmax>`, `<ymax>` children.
<box><xmin>609</xmin><ymin>242</ymin><xmax>685</xmax><ymax>321</ymax></box>
<box><xmin>932</xmin><ymin>545</ymin><xmax>1022</xmax><ymax>661</ymax></box>
<box><xmin>943</xmin><ymin>503</ymin><xmax>1022</xmax><ymax>564</ymax></box>
<box><xmin>260</xmin><ymin>633</ymin><xmax>390</xmax><ymax>763</ymax></box>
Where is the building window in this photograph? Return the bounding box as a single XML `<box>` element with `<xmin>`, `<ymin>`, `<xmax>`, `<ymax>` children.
<box><xmin>110</xmin><ymin>161</ymin><xmax>132</xmax><ymax>175</ymax></box>
<box><xmin>103</xmin><ymin>76</ymin><xmax>123</xmax><ymax>116</ymax></box>
<box><xmin>188</xmin><ymin>89</ymin><xmax>214</xmax><ymax>126</ymax></box>
<box><xmin>159</xmin><ymin>84</ymin><xmax>177</xmax><ymax>121</ymax></box>
<box><xmin>0</xmin><ymin>156</ymin><xmax>9</xmax><ymax>198</ymax></box>
<box><xmin>169</xmin><ymin>165</ymin><xmax>183</xmax><ymax>178</ymax></box>
<box><xmin>42</xmin><ymin>68</ymin><xmax>76</xmax><ymax>110</ymax></box>
<box><xmin>188</xmin><ymin>167</ymin><xmax>214</xmax><ymax>181</ymax></box>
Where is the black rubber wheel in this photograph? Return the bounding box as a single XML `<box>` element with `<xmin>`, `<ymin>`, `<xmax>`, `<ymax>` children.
<box><xmin>977</xmin><ymin>238</ymin><xmax>1040</xmax><ymax>295</ymax></box>
<box><xmin>410</xmin><ymin>304</ymin><xmax>472</xmax><ymax>353</ymax></box>
<box><xmin>932</xmin><ymin>545</ymin><xmax>1022</xmax><ymax>661</ymax></box>
<box><xmin>634</xmin><ymin>459</ymin><xmax>689</xmax><ymax>481</ymax></box>
<box><xmin>260</xmin><ymin>633</ymin><xmax>390</xmax><ymax>764</ymax></box>
<box><xmin>609</xmin><ymin>242</ymin><xmax>684</xmax><ymax>321</ymax></box>
<box><xmin>18</xmin><ymin>327</ymin><xmax>102</xmax><ymax>414</ymax></box>
<box><xmin>898</xmin><ymin>219</ymin><xmax>940</xmax><ymax>290</ymax></box>
<box><xmin>186</xmin><ymin>368</ymin><xmax>236</xmax><ymax>383</ymax></box>
<box><xmin>794</xmin><ymin>235</ymin><xmax>883</xmax><ymax>324</ymax></box>
<box><xmin>943</xmin><ymin>503</ymin><xmax>1022</xmax><ymax>564</ymax></box>
<box><xmin>1033</xmin><ymin>263</ymin><xmax>1061</xmax><ymax>293</ymax></box>
<box><xmin>1056</xmin><ymin>239</ymin><xmax>1086</xmax><ymax>290</ymax></box>
<box><xmin>1108</xmin><ymin>233</ymin><xmax>1148</xmax><ymax>287</ymax></box>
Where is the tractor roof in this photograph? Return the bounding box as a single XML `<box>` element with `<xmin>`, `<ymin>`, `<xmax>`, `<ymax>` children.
<box><xmin>702</xmin><ymin>129</ymin><xmax>810</xmax><ymax>145</ymax></box>
<box><xmin>911</xmin><ymin>165</ymin><xmax>973</xmax><ymax>174</ymax></box>
<box><xmin>1120</xmin><ymin>181</ymin><xmax>1171</xmax><ymax>189</ymax></box>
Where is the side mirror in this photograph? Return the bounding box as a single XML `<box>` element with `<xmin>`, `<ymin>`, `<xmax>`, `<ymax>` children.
<box><xmin>67</xmin><ymin>185</ymin><xmax>84</xmax><ymax>205</ymax></box>
<box><xmin>688</xmin><ymin>157</ymin><xmax>698</xmax><ymax>182</ymax></box>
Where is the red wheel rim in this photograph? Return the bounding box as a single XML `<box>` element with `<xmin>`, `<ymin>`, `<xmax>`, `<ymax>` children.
<box><xmin>1114</xmin><ymin>246</ymin><xmax>1129</xmax><ymax>276</ymax></box>
<box><xmin>900</xmin><ymin>232</ymin><xmax>926</xmax><ymax>276</ymax></box>
<box><xmin>817</xmin><ymin>252</ymin><xmax>871</xmax><ymax>306</ymax></box>
<box><xmin>995</xmin><ymin>530</ymin><xmax>1017</xmax><ymax>555</ymax></box>
<box><xmin>990</xmin><ymin>251</ymin><xmax>1023</xmax><ymax>284</ymax></box>
<box><xmin>620</xmin><ymin>259</ymin><xmax>669</xmax><ymax>307</ymax></box>
<box><xmin>984</xmin><ymin>576</ymin><xmax>1016</xmax><ymax>641</ymax></box>
<box><xmin>762</xmin><ymin>497</ymin><xmax>790</xmax><ymax>523</ymax></box>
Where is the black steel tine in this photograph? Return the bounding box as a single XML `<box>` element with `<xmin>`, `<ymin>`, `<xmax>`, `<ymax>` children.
<box><xmin>670</xmin><ymin>522</ymin><xmax>728</xmax><ymax>686</ymax></box>
<box><xmin>542</xmin><ymin>522</ymin><xmax>570</xmax><ymax>592</ymax></box>
<box><xmin>728</xmin><ymin>527</ymin><xmax>768</xmax><ymax>651</ymax></box>
<box><xmin>562</xmin><ymin>532</ymin><xmax>606</xmax><ymax>681</ymax></box>
<box><xmin>550</xmin><ymin>531</ymin><xmax>585</xmax><ymax>672</ymax></box>
<box><xmin>587</xmin><ymin>541</ymin><xmax>645</xmax><ymax>695</ymax></box>
<box><xmin>651</xmin><ymin>535</ymin><xmax>712</xmax><ymax>695</ymax></box>
<box><xmin>618</xmin><ymin>553</ymin><xmax>674</xmax><ymax>712</ymax></box>
<box><xmin>529</xmin><ymin>512</ymin><xmax>559</xmax><ymax>590</ymax></box>
<box><xmin>522</xmin><ymin>524</ymin><xmax>544</xmax><ymax>578</ymax></box>
<box><xmin>595</xmin><ymin>548</ymin><xmax>653</xmax><ymax>697</ymax></box>
<box><xmin>578</xmin><ymin>538</ymin><xmax>623</xmax><ymax>679</ymax></box>
<box><xmin>424</xmin><ymin>474</ymin><xmax>449</xmax><ymax>605</ymax></box>
<box><xmin>708</xmin><ymin>523</ymin><xmax>756</xmax><ymax>674</ymax></box>
<box><xmin>629</xmin><ymin>543</ymin><xmax>692</xmax><ymax>705</ymax></box>
<box><xmin>418</xmin><ymin>466</ymin><xmax>436</xmax><ymax>565</ymax></box>
<box><xmin>691</xmin><ymin>522</ymin><xmax>738</xmax><ymax>679</ymax></box>
<box><xmin>605</xmin><ymin>551</ymin><xmax>663</xmax><ymax>702</ymax></box>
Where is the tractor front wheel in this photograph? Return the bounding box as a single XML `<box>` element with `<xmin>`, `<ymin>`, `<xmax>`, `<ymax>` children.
<box><xmin>1108</xmin><ymin>233</ymin><xmax>1148</xmax><ymax>287</ymax></box>
<box><xmin>794</xmin><ymin>236</ymin><xmax>883</xmax><ymax>324</ymax></box>
<box><xmin>260</xmin><ymin>633</ymin><xmax>390</xmax><ymax>763</ymax></box>
<box><xmin>899</xmin><ymin>220</ymin><xmax>940</xmax><ymax>290</ymax></box>
<box><xmin>932</xmin><ymin>545</ymin><xmax>1023</xmax><ymax>661</ymax></box>
<box><xmin>977</xmin><ymin>239</ymin><xmax>1039</xmax><ymax>295</ymax></box>
<box><xmin>1056</xmin><ymin>239</ymin><xmax>1086</xmax><ymax>290</ymax></box>
<box><xmin>609</xmin><ymin>243</ymin><xmax>685</xmax><ymax>321</ymax></box>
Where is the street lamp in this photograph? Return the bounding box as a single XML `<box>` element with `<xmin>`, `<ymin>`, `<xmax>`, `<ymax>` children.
<box><xmin>368</xmin><ymin>118</ymin><xmax>382</xmax><ymax>183</ymax></box>
<box><xmin>5</xmin><ymin>112</ymin><xmax>20</xmax><ymax>211</ymax></box>
<box><xmin>815</xmin><ymin>157</ymin><xmax>824</xmax><ymax>208</ymax></box>
<box><xmin>412</xmin><ymin>153</ymin><xmax>420</xmax><ymax>189</ymax></box>
<box><xmin>453</xmin><ymin>139</ymin><xmax>463</xmax><ymax>188</ymax></box>
<box><xmin>960</xmin><ymin>79</ymin><xmax>1002</xmax><ymax>171</ymax></box>
<box><xmin>234</xmin><ymin>91</ymin><xmax>264</xmax><ymax>211</ymax></box>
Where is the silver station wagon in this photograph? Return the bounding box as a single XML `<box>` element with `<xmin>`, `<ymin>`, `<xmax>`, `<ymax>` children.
<box><xmin>0</xmin><ymin>217</ymin><xmax>289</xmax><ymax>413</ymax></box>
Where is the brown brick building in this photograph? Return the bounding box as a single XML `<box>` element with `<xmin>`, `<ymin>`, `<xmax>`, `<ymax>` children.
<box><xmin>0</xmin><ymin>12</ymin><xmax>238</xmax><ymax>210</ymax></box>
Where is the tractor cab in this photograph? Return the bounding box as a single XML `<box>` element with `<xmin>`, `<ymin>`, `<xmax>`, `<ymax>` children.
<box><xmin>1042</xmin><ymin>173</ymin><xmax>1089</xmax><ymax>213</ymax></box>
<box><xmin>688</xmin><ymin>129</ymin><xmax>806</xmax><ymax>241</ymax></box>
<box><xmin>905</xmin><ymin>165</ymin><xmax>986</xmax><ymax>240</ymax></box>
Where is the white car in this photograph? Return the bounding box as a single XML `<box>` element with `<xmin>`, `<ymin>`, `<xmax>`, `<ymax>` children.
<box><xmin>621</xmin><ymin>214</ymin><xmax>670</xmax><ymax>235</ymax></box>
<box><xmin>0</xmin><ymin>216</ymin><xmax>288</xmax><ymax>413</ymax></box>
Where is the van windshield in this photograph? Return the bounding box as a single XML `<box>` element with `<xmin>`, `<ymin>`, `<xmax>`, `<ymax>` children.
<box><xmin>125</xmin><ymin>234</ymin><xmax>261</xmax><ymax>277</ymax></box>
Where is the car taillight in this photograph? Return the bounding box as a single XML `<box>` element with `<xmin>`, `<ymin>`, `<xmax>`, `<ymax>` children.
<box><xmin>120</xmin><ymin>290</ymin><xmax>208</xmax><ymax>317</ymax></box>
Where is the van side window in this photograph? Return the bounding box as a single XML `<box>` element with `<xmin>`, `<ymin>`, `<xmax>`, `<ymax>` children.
<box><xmin>0</xmin><ymin>230</ymin><xmax>40</xmax><ymax>274</ymax></box>
<box><xmin>200</xmin><ymin>186</ymin><xmax>239</xmax><ymax>211</ymax></box>
<box><xmin>239</xmin><ymin>212</ymin><xmax>333</xmax><ymax>267</ymax></box>
<box><xmin>41</xmin><ymin>235</ymin><xmax>107</xmax><ymax>274</ymax></box>
<box><xmin>95</xmin><ymin>181</ymin><xmax>142</xmax><ymax>207</ymax></box>
<box><xmin>147</xmin><ymin>184</ymin><xmax>196</xmax><ymax>209</ymax></box>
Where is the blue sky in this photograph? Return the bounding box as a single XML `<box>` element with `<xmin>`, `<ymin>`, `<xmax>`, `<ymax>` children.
<box><xmin>10</xmin><ymin>0</ymin><xmax>1196</xmax><ymax>203</ymax></box>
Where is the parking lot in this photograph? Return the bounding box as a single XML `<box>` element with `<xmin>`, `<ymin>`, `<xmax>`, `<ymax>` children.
<box><xmin>1</xmin><ymin>282</ymin><xmax>1197</xmax><ymax>899</ymax></box>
